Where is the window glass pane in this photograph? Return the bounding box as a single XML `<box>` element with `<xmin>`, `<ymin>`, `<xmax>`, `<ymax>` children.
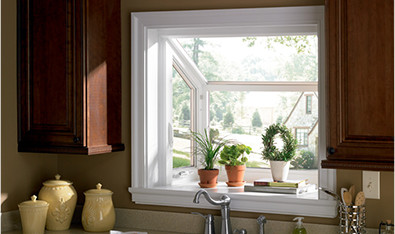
<box><xmin>209</xmin><ymin>91</ymin><xmax>319</xmax><ymax>170</ymax></box>
<box><xmin>172</xmin><ymin>67</ymin><xmax>193</xmax><ymax>168</ymax></box>
<box><xmin>177</xmin><ymin>35</ymin><xmax>318</xmax><ymax>82</ymax></box>
<box><xmin>296</xmin><ymin>128</ymin><xmax>309</xmax><ymax>146</ymax></box>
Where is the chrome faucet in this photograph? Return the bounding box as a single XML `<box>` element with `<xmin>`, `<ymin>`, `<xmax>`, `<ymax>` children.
<box><xmin>257</xmin><ymin>215</ymin><xmax>267</xmax><ymax>234</ymax></box>
<box><xmin>191</xmin><ymin>212</ymin><xmax>215</xmax><ymax>234</ymax></box>
<box><xmin>193</xmin><ymin>189</ymin><xmax>232</xmax><ymax>234</ymax></box>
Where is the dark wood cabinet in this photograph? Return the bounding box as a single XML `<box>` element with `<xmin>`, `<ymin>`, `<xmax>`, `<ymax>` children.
<box><xmin>322</xmin><ymin>0</ymin><xmax>394</xmax><ymax>171</ymax></box>
<box><xmin>17</xmin><ymin>0</ymin><xmax>124</xmax><ymax>155</ymax></box>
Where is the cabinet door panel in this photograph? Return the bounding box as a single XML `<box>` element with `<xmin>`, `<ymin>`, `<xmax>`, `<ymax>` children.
<box><xmin>327</xmin><ymin>0</ymin><xmax>394</xmax><ymax>162</ymax></box>
<box><xmin>31</xmin><ymin>1</ymin><xmax>69</xmax><ymax>128</ymax></box>
<box><xmin>18</xmin><ymin>0</ymin><xmax>83</xmax><ymax>146</ymax></box>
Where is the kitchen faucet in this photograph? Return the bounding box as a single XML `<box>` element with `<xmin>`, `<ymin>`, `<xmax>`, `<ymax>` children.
<box><xmin>257</xmin><ymin>215</ymin><xmax>267</xmax><ymax>234</ymax></box>
<box><xmin>193</xmin><ymin>189</ymin><xmax>232</xmax><ymax>234</ymax></box>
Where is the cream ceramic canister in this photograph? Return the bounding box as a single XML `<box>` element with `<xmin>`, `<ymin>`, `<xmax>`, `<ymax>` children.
<box><xmin>38</xmin><ymin>174</ymin><xmax>77</xmax><ymax>231</ymax></box>
<box><xmin>82</xmin><ymin>183</ymin><xmax>115</xmax><ymax>232</ymax></box>
<box><xmin>18</xmin><ymin>195</ymin><xmax>49</xmax><ymax>234</ymax></box>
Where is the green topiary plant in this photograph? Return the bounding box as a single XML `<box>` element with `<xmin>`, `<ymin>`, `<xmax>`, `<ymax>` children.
<box><xmin>261</xmin><ymin>123</ymin><xmax>297</xmax><ymax>161</ymax></box>
<box><xmin>191</xmin><ymin>129</ymin><xmax>227</xmax><ymax>170</ymax></box>
<box><xmin>218</xmin><ymin>144</ymin><xmax>251</xmax><ymax>166</ymax></box>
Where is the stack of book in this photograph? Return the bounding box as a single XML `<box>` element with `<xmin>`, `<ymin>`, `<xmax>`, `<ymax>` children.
<box><xmin>244</xmin><ymin>179</ymin><xmax>316</xmax><ymax>195</ymax></box>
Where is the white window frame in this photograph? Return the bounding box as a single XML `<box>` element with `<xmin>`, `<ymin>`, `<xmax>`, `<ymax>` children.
<box><xmin>130</xmin><ymin>6</ymin><xmax>337</xmax><ymax>218</ymax></box>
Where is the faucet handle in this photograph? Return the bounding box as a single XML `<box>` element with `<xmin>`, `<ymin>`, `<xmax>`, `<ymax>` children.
<box><xmin>191</xmin><ymin>212</ymin><xmax>215</xmax><ymax>234</ymax></box>
<box><xmin>257</xmin><ymin>215</ymin><xmax>266</xmax><ymax>234</ymax></box>
<box><xmin>233</xmin><ymin>229</ymin><xmax>247</xmax><ymax>234</ymax></box>
<box><xmin>257</xmin><ymin>215</ymin><xmax>267</xmax><ymax>224</ymax></box>
<box><xmin>191</xmin><ymin>212</ymin><xmax>207</xmax><ymax>219</ymax></box>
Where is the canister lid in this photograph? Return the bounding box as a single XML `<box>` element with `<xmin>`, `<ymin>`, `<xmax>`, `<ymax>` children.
<box><xmin>18</xmin><ymin>195</ymin><xmax>49</xmax><ymax>208</ymax></box>
<box><xmin>43</xmin><ymin>174</ymin><xmax>72</xmax><ymax>186</ymax></box>
<box><xmin>84</xmin><ymin>183</ymin><xmax>113</xmax><ymax>195</ymax></box>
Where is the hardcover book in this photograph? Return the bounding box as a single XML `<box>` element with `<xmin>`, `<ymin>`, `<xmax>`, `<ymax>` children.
<box><xmin>253</xmin><ymin>179</ymin><xmax>308</xmax><ymax>188</ymax></box>
<box><xmin>244</xmin><ymin>183</ymin><xmax>316</xmax><ymax>194</ymax></box>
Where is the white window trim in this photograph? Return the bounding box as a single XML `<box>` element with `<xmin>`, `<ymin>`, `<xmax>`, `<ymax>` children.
<box><xmin>130</xmin><ymin>6</ymin><xmax>337</xmax><ymax>218</ymax></box>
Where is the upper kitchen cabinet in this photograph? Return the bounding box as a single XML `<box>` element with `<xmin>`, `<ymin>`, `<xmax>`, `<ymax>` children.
<box><xmin>322</xmin><ymin>0</ymin><xmax>394</xmax><ymax>171</ymax></box>
<box><xmin>17</xmin><ymin>0</ymin><xmax>124</xmax><ymax>155</ymax></box>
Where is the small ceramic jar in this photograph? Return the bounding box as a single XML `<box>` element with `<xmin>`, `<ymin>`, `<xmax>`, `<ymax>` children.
<box><xmin>82</xmin><ymin>183</ymin><xmax>115</xmax><ymax>232</ymax></box>
<box><xmin>18</xmin><ymin>195</ymin><xmax>49</xmax><ymax>234</ymax></box>
<box><xmin>38</xmin><ymin>174</ymin><xmax>77</xmax><ymax>231</ymax></box>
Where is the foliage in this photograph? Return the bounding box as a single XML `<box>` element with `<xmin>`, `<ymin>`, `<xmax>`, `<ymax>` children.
<box><xmin>191</xmin><ymin>129</ymin><xmax>227</xmax><ymax>170</ymax></box>
<box><xmin>290</xmin><ymin>150</ymin><xmax>317</xmax><ymax>169</ymax></box>
<box><xmin>251</xmin><ymin>109</ymin><xmax>263</xmax><ymax>128</ymax></box>
<box><xmin>266</xmin><ymin>35</ymin><xmax>312</xmax><ymax>54</ymax></box>
<box><xmin>173</xmin><ymin>157</ymin><xmax>191</xmax><ymax>168</ymax></box>
<box><xmin>261</xmin><ymin>123</ymin><xmax>297</xmax><ymax>161</ymax></box>
<box><xmin>214</xmin><ymin>105</ymin><xmax>224</xmax><ymax>121</ymax></box>
<box><xmin>276</xmin><ymin>116</ymin><xmax>283</xmax><ymax>124</ymax></box>
<box><xmin>181</xmin><ymin>104</ymin><xmax>190</xmax><ymax>121</ymax></box>
<box><xmin>182</xmin><ymin>38</ymin><xmax>206</xmax><ymax>65</ymax></box>
<box><xmin>172</xmin><ymin>68</ymin><xmax>191</xmax><ymax>127</ymax></box>
<box><xmin>242</xmin><ymin>37</ymin><xmax>257</xmax><ymax>47</ymax></box>
<box><xmin>231</xmin><ymin>126</ymin><xmax>245</xmax><ymax>134</ymax></box>
<box><xmin>209</xmin><ymin>128</ymin><xmax>219</xmax><ymax>140</ymax></box>
<box><xmin>223</xmin><ymin>111</ymin><xmax>234</xmax><ymax>129</ymax></box>
<box><xmin>218</xmin><ymin>144</ymin><xmax>251</xmax><ymax>166</ymax></box>
<box><xmin>243</xmin><ymin>35</ymin><xmax>313</xmax><ymax>54</ymax></box>
<box><xmin>279</xmin><ymin>54</ymin><xmax>318</xmax><ymax>81</ymax></box>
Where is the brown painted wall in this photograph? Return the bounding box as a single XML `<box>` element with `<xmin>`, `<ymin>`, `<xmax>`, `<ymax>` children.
<box><xmin>1</xmin><ymin>0</ymin><xmax>393</xmax><ymax>229</ymax></box>
<box><xmin>1</xmin><ymin>0</ymin><xmax>59</xmax><ymax>212</ymax></box>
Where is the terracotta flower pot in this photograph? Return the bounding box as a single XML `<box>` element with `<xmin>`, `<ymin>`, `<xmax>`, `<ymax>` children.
<box><xmin>270</xmin><ymin>161</ymin><xmax>290</xmax><ymax>182</ymax></box>
<box><xmin>225</xmin><ymin>165</ymin><xmax>246</xmax><ymax>187</ymax></box>
<box><xmin>198</xmin><ymin>169</ymin><xmax>219</xmax><ymax>188</ymax></box>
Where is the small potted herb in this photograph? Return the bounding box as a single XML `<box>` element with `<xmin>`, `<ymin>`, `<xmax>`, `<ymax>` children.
<box><xmin>261</xmin><ymin>123</ymin><xmax>297</xmax><ymax>182</ymax></box>
<box><xmin>191</xmin><ymin>129</ymin><xmax>227</xmax><ymax>188</ymax></box>
<box><xmin>218</xmin><ymin>144</ymin><xmax>251</xmax><ymax>187</ymax></box>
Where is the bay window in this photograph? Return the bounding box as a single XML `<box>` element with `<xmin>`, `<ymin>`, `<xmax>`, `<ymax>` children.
<box><xmin>130</xmin><ymin>6</ymin><xmax>337</xmax><ymax>217</ymax></box>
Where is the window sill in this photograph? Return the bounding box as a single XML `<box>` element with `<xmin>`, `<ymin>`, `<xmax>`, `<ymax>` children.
<box><xmin>128</xmin><ymin>182</ymin><xmax>337</xmax><ymax>218</ymax></box>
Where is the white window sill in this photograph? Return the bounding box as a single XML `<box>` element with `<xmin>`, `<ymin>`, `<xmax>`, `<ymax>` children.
<box><xmin>128</xmin><ymin>182</ymin><xmax>337</xmax><ymax>218</ymax></box>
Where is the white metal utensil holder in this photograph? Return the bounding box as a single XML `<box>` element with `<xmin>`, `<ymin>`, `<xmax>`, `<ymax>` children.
<box><xmin>339</xmin><ymin>203</ymin><xmax>366</xmax><ymax>234</ymax></box>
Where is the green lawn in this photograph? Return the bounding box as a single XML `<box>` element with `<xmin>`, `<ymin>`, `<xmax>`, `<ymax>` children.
<box><xmin>173</xmin><ymin>157</ymin><xmax>191</xmax><ymax>168</ymax></box>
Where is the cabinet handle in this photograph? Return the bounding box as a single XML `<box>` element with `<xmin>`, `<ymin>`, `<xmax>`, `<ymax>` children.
<box><xmin>73</xmin><ymin>137</ymin><xmax>80</xmax><ymax>143</ymax></box>
<box><xmin>327</xmin><ymin>147</ymin><xmax>335</xmax><ymax>155</ymax></box>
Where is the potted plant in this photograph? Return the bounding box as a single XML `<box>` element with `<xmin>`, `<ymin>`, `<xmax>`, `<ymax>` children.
<box><xmin>191</xmin><ymin>129</ymin><xmax>227</xmax><ymax>188</ymax></box>
<box><xmin>261</xmin><ymin>123</ymin><xmax>297</xmax><ymax>182</ymax></box>
<box><xmin>218</xmin><ymin>144</ymin><xmax>251</xmax><ymax>187</ymax></box>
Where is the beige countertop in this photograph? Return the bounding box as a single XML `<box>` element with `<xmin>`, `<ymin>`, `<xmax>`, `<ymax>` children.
<box><xmin>2</xmin><ymin>208</ymin><xmax>380</xmax><ymax>234</ymax></box>
<box><xmin>3</xmin><ymin>225</ymin><xmax>171</xmax><ymax>234</ymax></box>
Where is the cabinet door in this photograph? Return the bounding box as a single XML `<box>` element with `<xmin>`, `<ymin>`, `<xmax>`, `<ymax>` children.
<box><xmin>18</xmin><ymin>0</ymin><xmax>84</xmax><ymax>151</ymax></box>
<box><xmin>324</xmin><ymin>0</ymin><xmax>394</xmax><ymax>170</ymax></box>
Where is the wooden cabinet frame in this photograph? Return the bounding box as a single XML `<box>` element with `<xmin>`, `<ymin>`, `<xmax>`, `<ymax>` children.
<box><xmin>17</xmin><ymin>0</ymin><xmax>124</xmax><ymax>155</ymax></box>
<box><xmin>322</xmin><ymin>0</ymin><xmax>394</xmax><ymax>171</ymax></box>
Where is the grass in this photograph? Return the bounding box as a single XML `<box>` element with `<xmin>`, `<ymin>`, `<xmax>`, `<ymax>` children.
<box><xmin>173</xmin><ymin>157</ymin><xmax>191</xmax><ymax>168</ymax></box>
<box><xmin>246</xmin><ymin>160</ymin><xmax>265</xmax><ymax>168</ymax></box>
<box><xmin>173</xmin><ymin>149</ymin><xmax>190</xmax><ymax>157</ymax></box>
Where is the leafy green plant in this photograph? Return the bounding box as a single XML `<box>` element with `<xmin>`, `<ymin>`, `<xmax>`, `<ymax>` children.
<box><xmin>291</xmin><ymin>150</ymin><xmax>317</xmax><ymax>169</ymax></box>
<box><xmin>218</xmin><ymin>144</ymin><xmax>251</xmax><ymax>166</ymax></box>
<box><xmin>261</xmin><ymin>123</ymin><xmax>297</xmax><ymax>161</ymax></box>
<box><xmin>191</xmin><ymin>129</ymin><xmax>227</xmax><ymax>170</ymax></box>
